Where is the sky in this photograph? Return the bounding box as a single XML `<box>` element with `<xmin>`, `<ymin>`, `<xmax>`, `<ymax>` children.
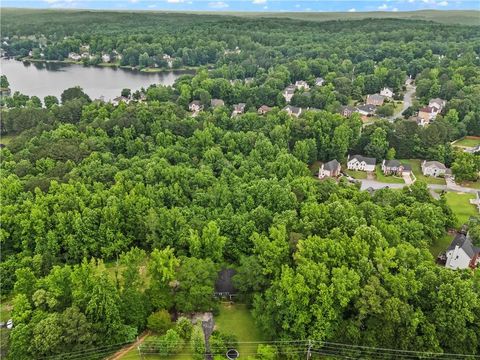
<box><xmin>2</xmin><ymin>0</ymin><xmax>480</xmax><ymax>12</ymax></box>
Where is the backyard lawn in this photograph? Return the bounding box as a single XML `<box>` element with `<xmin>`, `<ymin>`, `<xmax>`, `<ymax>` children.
<box><xmin>452</xmin><ymin>136</ymin><xmax>480</xmax><ymax>148</ymax></box>
<box><xmin>215</xmin><ymin>303</ymin><xmax>264</xmax><ymax>358</ymax></box>
<box><xmin>400</xmin><ymin>159</ymin><xmax>445</xmax><ymax>185</ymax></box>
<box><xmin>429</xmin><ymin>233</ymin><xmax>454</xmax><ymax>258</ymax></box>
<box><xmin>444</xmin><ymin>192</ymin><xmax>478</xmax><ymax>228</ymax></box>
<box><xmin>375</xmin><ymin>165</ymin><xmax>404</xmax><ymax>184</ymax></box>
<box><xmin>344</xmin><ymin>169</ymin><xmax>368</xmax><ymax>179</ymax></box>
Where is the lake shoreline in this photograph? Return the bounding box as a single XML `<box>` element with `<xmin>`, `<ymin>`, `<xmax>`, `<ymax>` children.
<box><xmin>9</xmin><ymin>56</ymin><xmax>200</xmax><ymax>74</ymax></box>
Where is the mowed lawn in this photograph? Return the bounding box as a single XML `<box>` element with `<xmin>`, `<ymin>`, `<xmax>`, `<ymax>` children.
<box><xmin>375</xmin><ymin>165</ymin><xmax>404</xmax><ymax>184</ymax></box>
<box><xmin>444</xmin><ymin>192</ymin><xmax>478</xmax><ymax>228</ymax></box>
<box><xmin>452</xmin><ymin>137</ymin><xmax>480</xmax><ymax>148</ymax></box>
<box><xmin>215</xmin><ymin>303</ymin><xmax>264</xmax><ymax>358</ymax></box>
<box><xmin>344</xmin><ymin>169</ymin><xmax>368</xmax><ymax>179</ymax></box>
<box><xmin>400</xmin><ymin>159</ymin><xmax>446</xmax><ymax>185</ymax></box>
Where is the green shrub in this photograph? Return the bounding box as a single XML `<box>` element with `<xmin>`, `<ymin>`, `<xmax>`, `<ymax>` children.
<box><xmin>147</xmin><ymin>309</ymin><xmax>172</xmax><ymax>334</ymax></box>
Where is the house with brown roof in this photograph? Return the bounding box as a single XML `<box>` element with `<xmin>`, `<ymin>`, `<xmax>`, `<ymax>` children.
<box><xmin>366</xmin><ymin>94</ymin><xmax>385</xmax><ymax>106</ymax></box>
<box><xmin>418</xmin><ymin>106</ymin><xmax>438</xmax><ymax>125</ymax></box>
<box><xmin>257</xmin><ymin>105</ymin><xmax>272</xmax><ymax>115</ymax></box>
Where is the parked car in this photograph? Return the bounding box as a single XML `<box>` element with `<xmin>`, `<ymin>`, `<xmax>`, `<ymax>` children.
<box><xmin>6</xmin><ymin>319</ymin><xmax>13</xmax><ymax>329</ymax></box>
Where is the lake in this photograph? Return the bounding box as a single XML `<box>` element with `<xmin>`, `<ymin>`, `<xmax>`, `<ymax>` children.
<box><xmin>0</xmin><ymin>58</ymin><xmax>193</xmax><ymax>101</ymax></box>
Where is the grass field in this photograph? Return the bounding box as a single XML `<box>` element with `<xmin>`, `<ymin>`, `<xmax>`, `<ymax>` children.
<box><xmin>400</xmin><ymin>159</ymin><xmax>446</xmax><ymax>185</ymax></box>
<box><xmin>0</xmin><ymin>300</ymin><xmax>12</xmax><ymax>323</ymax></box>
<box><xmin>344</xmin><ymin>169</ymin><xmax>368</xmax><ymax>179</ymax></box>
<box><xmin>460</xmin><ymin>180</ymin><xmax>480</xmax><ymax>189</ymax></box>
<box><xmin>215</xmin><ymin>303</ymin><xmax>264</xmax><ymax>358</ymax></box>
<box><xmin>444</xmin><ymin>192</ymin><xmax>478</xmax><ymax>228</ymax></box>
<box><xmin>452</xmin><ymin>137</ymin><xmax>480</xmax><ymax>148</ymax></box>
<box><xmin>375</xmin><ymin>165</ymin><xmax>405</xmax><ymax>184</ymax></box>
<box><xmin>429</xmin><ymin>233</ymin><xmax>454</xmax><ymax>257</ymax></box>
<box><xmin>0</xmin><ymin>134</ymin><xmax>15</xmax><ymax>146</ymax></box>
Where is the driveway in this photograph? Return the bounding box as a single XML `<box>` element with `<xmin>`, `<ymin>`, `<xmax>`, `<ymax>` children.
<box><xmin>445</xmin><ymin>176</ymin><xmax>479</xmax><ymax>194</ymax></box>
<box><xmin>388</xmin><ymin>81</ymin><xmax>416</xmax><ymax>121</ymax></box>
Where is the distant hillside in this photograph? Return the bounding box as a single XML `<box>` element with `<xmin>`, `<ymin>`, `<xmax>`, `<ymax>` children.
<box><xmin>225</xmin><ymin>10</ymin><xmax>480</xmax><ymax>26</ymax></box>
<box><xmin>2</xmin><ymin>8</ymin><xmax>479</xmax><ymax>26</ymax></box>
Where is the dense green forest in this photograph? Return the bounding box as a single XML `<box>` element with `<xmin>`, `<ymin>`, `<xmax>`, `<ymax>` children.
<box><xmin>1</xmin><ymin>9</ymin><xmax>480</xmax><ymax>360</ymax></box>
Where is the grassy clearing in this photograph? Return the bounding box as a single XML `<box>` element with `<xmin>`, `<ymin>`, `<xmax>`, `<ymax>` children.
<box><xmin>444</xmin><ymin>192</ymin><xmax>478</xmax><ymax>228</ymax></box>
<box><xmin>215</xmin><ymin>303</ymin><xmax>264</xmax><ymax>357</ymax></box>
<box><xmin>0</xmin><ymin>134</ymin><xmax>15</xmax><ymax>146</ymax></box>
<box><xmin>400</xmin><ymin>159</ymin><xmax>446</xmax><ymax>185</ymax></box>
<box><xmin>0</xmin><ymin>299</ymin><xmax>12</xmax><ymax>322</ymax></box>
<box><xmin>452</xmin><ymin>137</ymin><xmax>480</xmax><ymax>148</ymax></box>
<box><xmin>344</xmin><ymin>169</ymin><xmax>368</xmax><ymax>179</ymax></box>
<box><xmin>119</xmin><ymin>336</ymin><xmax>190</xmax><ymax>360</ymax></box>
<box><xmin>459</xmin><ymin>180</ymin><xmax>480</xmax><ymax>189</ymax></box>
<box><xmin>375</xmin><ymin>165</ymin><xmax>404</xmax><ymax>184</ymax></box>
<box><xmin>429</xmin><ymin>233</ymin><xmax>454</xmax><ymax>258</ymax></box>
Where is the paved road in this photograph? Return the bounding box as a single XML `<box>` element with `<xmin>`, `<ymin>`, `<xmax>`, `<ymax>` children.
<box><xmin>388</xmin><ymin>80</ymin><xmax>416</xmax><ymax>121</ymax></box>
<box><xmin>359</xmin><ymin>178</ymin><xmax>477</xmax><ymax>194</ymax></box>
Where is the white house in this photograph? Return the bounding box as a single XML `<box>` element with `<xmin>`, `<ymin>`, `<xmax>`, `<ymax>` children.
<box><xmin>189</xmin><ymin>100</ymin><xmax>203</xmax><ymax>112</ymax></box>
<box><xmin>315</xmin><ymin>77</ymin><xmax>325</xmax><ymax>87</ymax></box>
<box><xmin>232</xmin><ymin>103</ymin><xmax>246</xmax><ymax>116</ymax></box>
<box><xmin>380</xmin><ymin>87</ymin><xmax>394</xmax><ymax>98</ymax></box>
<box><xmin>283</xmin><ymin>105</ymin><xmax>302</xmax><ymax>118</ymax></box>
<box><xmin>421</xmin><ymin>160</ymin><xmax>448</xmax><ymax>177</ymax></box>
<box><xmin>283</xmin><ymin>86</ymin><xmax>295</xmax><ymax>103</ymax></box>
<box><xmin>347</xmin><ymin>155</ymin><xmax>376</xmax><ymax>172</ymax></box>
<box><xmin>445</xmin><ymin>233</ymin><xmax>480</xmax><ymax>270</ymax></box>
<box><xmin>318</xmin><ymin>159</ymin><xmax>341</xmax><ymax>179</ymax></box>
<box><xmin>101</xmin><ymin>53</ymin><xmax>111</xmax><ymax>63</ymax></box>
<box><xmin>295</xmin><ymin>80</ymin><xmax>310</xmax><ymax>90</ymax></box>
<box><xmin>68</xmin><ymin>52</ymin><xmax>82</xmax><ymax>61</ymax></box>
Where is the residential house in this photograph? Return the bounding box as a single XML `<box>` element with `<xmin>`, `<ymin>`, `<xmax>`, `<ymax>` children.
<box><xmin>339</xmin><ymin>105</ymin><xmax>357</xmax><ymax>118</ymax></box>
<box><xmin>189</xmin><ymin>100</ymin><xmax>203</xmax><ymax>112</ymax></box>
<box><xmin>257</xmin><ymin>105</ymin><xmax>272</xmax><ymax>115</ymax></box>
<box><xmin>315</xmin><ymin>77</ymin><xmax>325</xmax><ymax>86</ymax></box>
<box><xmin>295</xmin><ymin>80</ymin><xmax>310</xmax><ymax>90</ymax></box>
<box><xmin>162</xmin><ymin>54</ymin><xmax>173</xmax><ymax>68</ymax></box>
<box><xmin>418</xmin><ymin>106</ymin><xmax>439</xmax><ymax>125</ymax></box>
<box><xmin>283</xmin><ymin>105</ymin><xmax>302</xmax><ymax>118</ymax></box>
<box><xmin>318</xmin><ymin>160</ymin><xmax>341</xmax><ymax>179</ymax></box>
<box><xmin>381</xmin><ymin>160</ymin><xmax>411</xmax><ymax>176</ymax></box>
<box><xmin>421</xmin><ymin>160</ymin><xmax>448</xmax><ymax>177</ymax></box>
<box><xmin>111</xmin><ymin>96</ymin><xmax>130</xmax><ymax>106</ymax></box>
<box><xmin>347</xmin><ymin>155</ymin><xmax>376</xmax><ymax>172</ymax></box>
<box><xmin>283</xmin><ymin>85</ymin><xmax>295</xmax><ymax>103</ymax></box>
<box><xmin>380</xmin><ymin>87</ymin><xmax>394</xmax><ymax>98</ymax></box>
<box><xmin>211</xmin><ymin>99</ymin><xmax>225</xmax><ymax>108</ymax></box>
<box><xmin>101</xmin><ymin>53</ymin><xmax>111</xmax><ymax>63</ymax></box>
<box><xmin>68</xmin><ymin>52</ymin><xmax>82</xmax><ymax>61</ymax></box>
<box><xmin>366</xmin><ymin>94</ymin><xmax>385</xmax><ymax>106</ymax></box>
<box><xmin>232</xmin><ymin>103</ymin><xmax>246</xmax><ymax>116</ymax></box>
<box><xmin>445</xmin><ymin>233</ymin><xmax>480</xmax><ymax>270</ymax></box>
<box><xmin>356</xmin><ymin>104</ymin><xmax>376</xmax><ymax>116</ymax></box>
<box><xmin>244</xmin><ymin>77</ymin><xmax>254</xmax><ymax>84</ymax></box>
<box><xmin>429</xmin><ymin>98</ymin><xmax>446</xmax><ymax>112</ymax></box>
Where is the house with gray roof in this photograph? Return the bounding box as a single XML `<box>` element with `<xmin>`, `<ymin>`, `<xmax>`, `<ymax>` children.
<box><xmin>283</xmin><ymin>85</ymin><xmax>295</xmax><ymax>103</ymax></box>
<box><xmin>339</xmin><ymin>105</ymin><xmax>357</xmax><ymax>118</ymax></box>
<box><xmin>445</xmin><ymin>233</ymin><xmax>480</xmax><ymax>270</ymax></box>
<box><xmin>421</xmin><ymin>160</ymin><xmax>448</xmax><ymax>177</ymax></box>
<box><xmin>232</xmin><ymin>103</ymin><xmax>246</xmax><ymax>116</ymax></box>
<box><xmin>381</xmin><ymin>160</ymin><xmax>412</xmax><ymax>176</ymax></box>
<box><xmin>347</xmin><ymin>154</ymin><xmax>376</xmax><ymax>172</ymax></box>
<box><xmin>380</xmin><ymin>87</ymin><xmax>394</xmax><ymax>99</ymax></box>
<box><xmin>189</xmin><ymin>100</ymin><xmax>203</xmax><ymax>112</ymax></box>
<box><xmin>357</xmin><ymin>104</ymin><xmax>377</xmax><ymax>116</ymax></box>
<box><xmin>315</xmin><ymin>77</ymin><xmax>325</xmax><ymax>87</ymax></box>
<box><xmin>318</xmin><ymin>159</ymin><xmax>341</xmax><ymax>179</ymax></box>
<box><xmin>283</xmin><ymin>105</ymin><xmax>302</xmax><ymax>118</ymax></box>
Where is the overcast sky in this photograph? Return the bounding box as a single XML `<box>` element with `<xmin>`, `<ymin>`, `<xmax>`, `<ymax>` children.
<box><xmin>3</xmin><ymin>0</ymin><xmax>480</xmax><ymax>12</ymax></box>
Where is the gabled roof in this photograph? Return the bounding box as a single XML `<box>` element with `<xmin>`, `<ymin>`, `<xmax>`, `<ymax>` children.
<box><xmin>383</xmin><ymin>159</ymin><xmax>401</xmax><ymax>168</ymax></box>
<box><xmin>357</xmin><ymin>104</ymin><xmax>376</xmax><ymax>113</ymax></box>
<box><xmin>258</xmin><ymin>105</ymin><xmax>272</xmax><ymax>112</ymax></box>
<box><xmin>283</xmin><ymin>105</ymin><xmax>302</xmax><ymax>114</ymax></box>
<box><xmin>324</xmin><ymin>159</ymin><xmax>340</xmax><ymax>171</ymax></box>
<box><xmin>419</xmin><ymin>106</ymin><xmax>436</xmax><ymax>113</ymax></box>
<box><xmin>349</xmin><ymin>154</ymin><xmax>376</xmax><ymax>166</ymax></box>
<box><xmin>423</xmin><ymin>161</ymin><xmax>446</xmax><ymax>170</ymax></box>
<box><xmin>190</xmin><ymin>100</ymin><xmax>201</xmax><ymax>106</ymax></box>
<box><xmin>367</xmin><ymin>94</ymin><xmax>385</xmax><ymax>101</ymax></box>
<box><xmin>447</xmin><ymin>234</ymin><xmax>480</xmax><ymax>258</ymax></box>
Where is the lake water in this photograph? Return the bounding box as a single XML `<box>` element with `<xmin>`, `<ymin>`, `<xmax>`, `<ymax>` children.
<box><xmin>0</xmin><ymin>58</ymin><xmax>193</xmax><ymax>101</ymax></box>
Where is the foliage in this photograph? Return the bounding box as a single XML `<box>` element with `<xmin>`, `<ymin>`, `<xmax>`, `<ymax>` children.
<box><xmin>147</xmin><ymin>310</ymin><xmax>172</xmax><ymax>335</ymax></box>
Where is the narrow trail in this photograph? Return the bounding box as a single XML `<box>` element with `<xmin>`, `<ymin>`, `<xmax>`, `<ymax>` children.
<box><xmin>107</xmin><ymin>331</ymin><xmax>150</xmax><ymax>360</ymax></box>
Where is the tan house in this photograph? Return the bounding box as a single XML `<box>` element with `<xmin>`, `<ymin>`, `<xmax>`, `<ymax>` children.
<box><xmin>318</xmin><ymin>160</ymin><xmax>341</xmax><ymax>179</ymax></box>
<box><xmin>258</xmin><ymin>105</ymin><xmax>272</xmax><ymax>115</ymax></box>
